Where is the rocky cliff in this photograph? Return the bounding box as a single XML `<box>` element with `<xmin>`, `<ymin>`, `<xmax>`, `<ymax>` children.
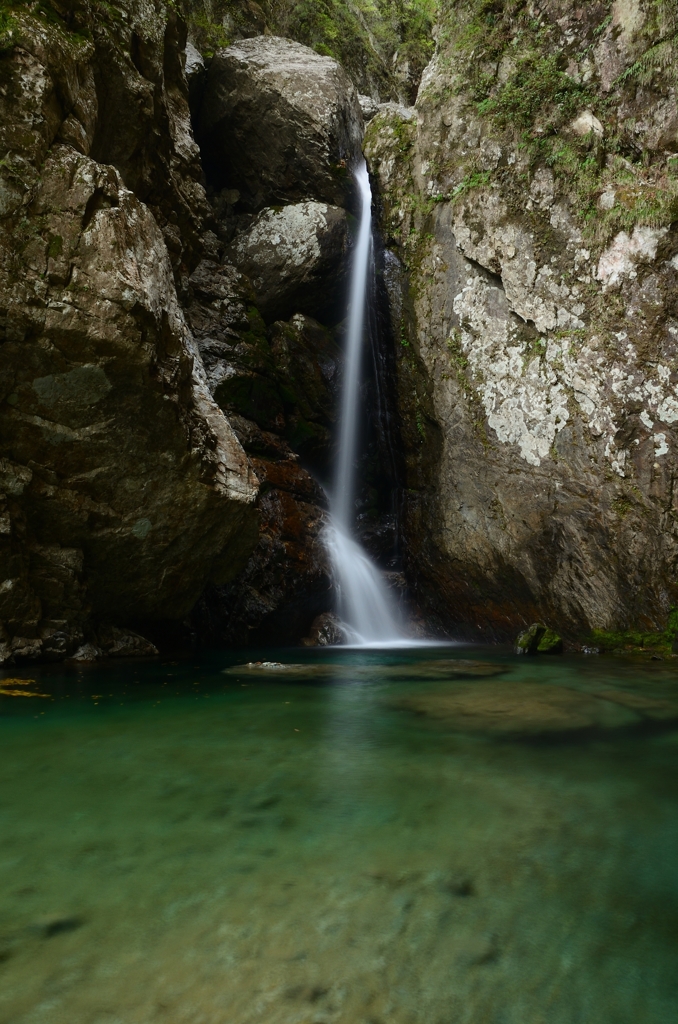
<box><xmin>4</xmin><ymin>0</ymin><xmax>678</xmax><ymax>660</ymax></box>
<box><xmin>365</xmin><ymin>0</ymin><xmax>678</xmax><ymax>640</ymax></box>
<box><xmin>0</xmin><ymin>1</ymin><xmax>265</xmax><ymax>664</ymax></box>
<box><xmin>0</xmin><ymin>3</ymin><xmax>366</xmax><ymax>662</ymax></box>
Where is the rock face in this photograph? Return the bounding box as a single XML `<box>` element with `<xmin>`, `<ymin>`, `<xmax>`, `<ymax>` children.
<box><xmin>197</xmin><ymin>36</ymin><xmax>363</xmax><ymax>210</ymax></box>
<box><xmin>0</xmin><ymin>2</ymin><xmax>258</xmax><ymax>662</ymax></box>
<box><xmin>224</xmin><ymin>202</ymin><xmax>351</xmax><ymax>323</ymax></box>
<box><xmin>185</xmin><ymin>257</ymin><xmax>341</xmax><ymax>645</ymax></box>
<box><xmin>0</xmin><ymin>5</ymin><xmax>376</xmax><ymax>660</ymax></box>
<box><xmin>365</xmin><ymin>0</ymin><xmax>678</xmax><ymax>640</ymax></box>
<box><xmin>187</xmin><ymin>34</ymin><xmax>367</xmax><ymax>645</ymax></box>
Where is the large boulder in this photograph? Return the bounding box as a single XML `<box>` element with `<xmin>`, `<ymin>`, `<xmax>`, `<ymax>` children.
<box><xmin>224</xmin><ymin>202</ymin><xmax>351</xmax><ymax>323</ymax></box>
<box><xmin>187</xmin><ymin>261</ymin><xmax>341</xmax><ymax>463</ymax></box>
<box><xmin>186</xmin><ymin>264</ymin><xmax>338</xmax><ymax>645</ymax></box>
<box><xmin>1</xmin><ymin>145</ymin><xmax>258</xmax><ymax>656</ymax></box>
<box><xmin>197</xmin><ymin>36</ymin><xmax>363</xmax><ymax>210</ymax></box>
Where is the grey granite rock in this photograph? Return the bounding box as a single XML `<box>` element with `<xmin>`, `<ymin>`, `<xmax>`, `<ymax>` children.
<box><xmin>197</xmin><ymin>35</ymin><xmax>363</xmax><ymax>210</ymax></box>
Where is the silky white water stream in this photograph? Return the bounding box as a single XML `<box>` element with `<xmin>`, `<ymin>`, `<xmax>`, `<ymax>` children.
<box><xmin>326</xmin><ymin>161</ymin><xmax>404</xmax><ymax>646</ymax></box>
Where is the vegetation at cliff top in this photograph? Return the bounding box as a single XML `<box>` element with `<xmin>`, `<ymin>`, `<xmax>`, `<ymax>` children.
<box><xmin>426</xmin><ymin>0</ymin><xmax>678</xmax><ymax>242</ymax></box>
<box><xmin>186</xmin><ymin>0</ymin><xmax>439</xmax><ymax>98</ymax></box>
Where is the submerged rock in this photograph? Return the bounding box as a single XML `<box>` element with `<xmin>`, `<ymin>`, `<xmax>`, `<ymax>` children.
<box><xmin>394</xmin><ymin>682</ymin><xmax>640</xmax><ymax>736</ymax></box>
<box><xmin>224</xmin><ymin>659</ymin><xmax>325</xmax><ymax>675</ymax></box>
<box><xmin>70</xmin><ymin>644</ymin><xmax>102</xmax><ymax>663</ymax></box>
<box><xmin>225</xmin><ymin>202</ymin><xmax>351</xmax><ymax>323</ymax></box>
<box><xmin>223</xmin><ymin>659</ymin><xmax>508</xmax><ymax>680</ymax></box>
<box><xmin>197</xmin><ymin>36</ymin><xmax>363</xmax><ymax>209</ymax></box>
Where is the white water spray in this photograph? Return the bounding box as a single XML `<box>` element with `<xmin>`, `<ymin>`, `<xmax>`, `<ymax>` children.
<box><xmin>326</xmin><ymin>161</ymin><xmax>405</xmax><ymax>646</ymax></box>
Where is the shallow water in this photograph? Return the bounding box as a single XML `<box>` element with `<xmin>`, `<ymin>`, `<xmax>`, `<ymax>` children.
<box><xmin>1</xmin><ymin>647</ymin><xmax>677</xmax><ymax>1024</ymax></box>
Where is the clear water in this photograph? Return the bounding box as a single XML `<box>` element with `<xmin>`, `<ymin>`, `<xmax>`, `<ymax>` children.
<box><xmin>1</xmin><ymin>648</ymin><xmax>678</xmax><ymax>1024</ymax></box>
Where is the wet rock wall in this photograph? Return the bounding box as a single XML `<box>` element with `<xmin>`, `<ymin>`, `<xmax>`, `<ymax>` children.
<box><xmin>365</xmin><ymin>0</ymin><xmax>678</xmax><ymax>641</ymax></box>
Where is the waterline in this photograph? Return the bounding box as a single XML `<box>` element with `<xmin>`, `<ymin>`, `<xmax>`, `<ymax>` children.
<box><xmin>324</xmin><ymin>522</ymin><xmax>403</xmax><ymax>645</ymax></box>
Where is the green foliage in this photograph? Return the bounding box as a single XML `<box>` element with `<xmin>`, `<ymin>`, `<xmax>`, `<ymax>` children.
<box><xmin>47</xmin><ymin>233</ymin><xmax>63</xmax><ymax>259</ymax></box>
<box><xmin>0</xmin><ymin>4</ymin><xmax>18</xmax><ymax>50</ymax></box>
<box><xmin>186</xmin><ymin>0</ymin><xmax>438</xmax><ymax>98</ymax></box>
<box><xmin>477</xmin><ymin>52</ymin><xmax>588</xmax><ymax>133</ymax></box>
<box><xmin>432</xmin><ymin>1</ymin><xmax>678</xmax><ymax>244</ymax></box>
<box><xmin>271</xmin><ymin>0</ymin><xmax>437</xmax><ymax>92</ymax></box>
<box><xmin>186</xmin><ymin>11</ymin><xmax>230</xmax><ymax>55</ymax></box>
<box><xmin>450</xmin><ymin>169</ymin><xmax>490</xmax><ymax>200</ymax></box>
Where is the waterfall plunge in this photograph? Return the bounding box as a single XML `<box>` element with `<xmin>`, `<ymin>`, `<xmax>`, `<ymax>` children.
<box><xmin>326</xmin><ymin>161</ymin><xmax>405</xmax><ymax>647</ymax></box>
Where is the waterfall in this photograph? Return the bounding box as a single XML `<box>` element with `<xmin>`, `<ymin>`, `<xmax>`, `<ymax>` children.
<box><xmin>326</xmin><ymin>161</ymin><xmax>405</xmax><ymax>646</ymax></box>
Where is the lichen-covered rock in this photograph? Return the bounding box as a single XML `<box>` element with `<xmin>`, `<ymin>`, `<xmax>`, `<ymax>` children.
<box><xmin>365</xmin><ymin>0</ymin><xmax>678</xmax><ymax>639</ymax></box>
<box><xmin>359</xmin><ymin>94</ymin><xmax>380</xmax><ymax>121</ymax></box>
<box><xmin>224</xmin><ymin>202</ymin><xmax>351</xmax><ymax>323</ymax></box>
<box><xmin>197</xmin><ymin>36</ymin><xmax>363</xmax><ymax>210</ymax></box>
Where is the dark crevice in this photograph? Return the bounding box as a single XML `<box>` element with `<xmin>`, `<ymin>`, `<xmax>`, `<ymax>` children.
<box><xmin>82</xmin><ymin>188</ymin><xmax>119</xmax><ymax>231</ymax></box>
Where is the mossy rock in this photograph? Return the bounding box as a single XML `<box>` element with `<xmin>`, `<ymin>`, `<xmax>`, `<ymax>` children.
<box><xmin>516</xmin><ymin>623</ymin><xmax>563</xmax><ymax>655</ymax></box>
<box><xmin>537</xmin><ymin>628</ymin><xmax>563</xmax><ymax>655</ymax></box>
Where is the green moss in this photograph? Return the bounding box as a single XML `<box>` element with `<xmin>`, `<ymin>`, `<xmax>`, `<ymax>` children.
<box><xmin>214</xmin><ymin>373</ymin><xmax>284</xmax><ymax>429</ymax></box>
<box><xmin>391</xmin><ymin>116</ymin><xmax>416</xmax><ymax>155</ymax></box>
<box><xmin>588</xmin><ymin>608</ymin><xmax>678</xmax><ymax>655</ymax></box>
<box><xmin>450</xmin><ymin>170</ymin><xmax>491</xmax><ymax>200</ymax></box>
<box><xmin>611</xmin><ymin>495</ymin><xmax>634</xmax><ymax>520</ymax></box>
<box><xmin>47</xmin><ymin>233</ymin><xmax>63</xmax><ymax>259</ymax></box>
<box><xmin>433</xmin><ymin>1</ymin><xmax>678</xmax><ymax>246</ymax></box>
<box><xmin>285</xmin><ymin>417</ymin><xmax>322</xmax><ymax>449</ymax></box>
<box><xmin>0</xmin><ymin>5</ymin><xmax>18</xmax><ymax>50</ymax></box>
